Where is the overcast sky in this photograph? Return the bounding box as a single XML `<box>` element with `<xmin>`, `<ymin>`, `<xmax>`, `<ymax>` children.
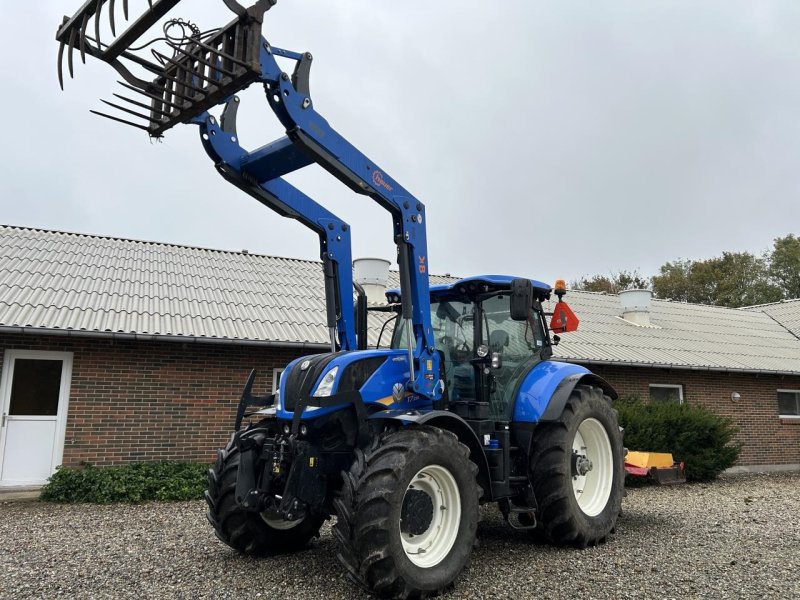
<box><xmin>2</xmin><ymin>1</ymin><xmax>799</xmax><ymax>285</ymax></box>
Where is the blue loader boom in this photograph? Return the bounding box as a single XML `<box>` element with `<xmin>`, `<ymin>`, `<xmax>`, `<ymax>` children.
<box><xmin>56</xmin><ymin>2</ymin><xmax>625</xmax><ymax>598</ymax></box>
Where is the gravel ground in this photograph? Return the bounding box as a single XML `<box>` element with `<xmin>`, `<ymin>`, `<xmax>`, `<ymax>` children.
<box><xmin>1</xmin><ymin>473</ymin><xmax>798</xmax><ymax>599</ymax></box>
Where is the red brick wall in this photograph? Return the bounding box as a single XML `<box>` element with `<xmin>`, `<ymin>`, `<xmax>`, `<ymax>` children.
<box><xmin>1</xmin><ymin>332</ymin><xmax>798</xmax><ymax>468</ymax></box>
<box><xmin>585</xmin><ymin>364</ymin><xmax>800</xmax><ymax>466</ymax></box>
<box><xmin>0</xmin><ymin>333</ymin><xmax>306</xmax><ymax>467</ymax></box>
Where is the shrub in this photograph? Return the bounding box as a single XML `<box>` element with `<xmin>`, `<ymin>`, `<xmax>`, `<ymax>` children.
<box><xmin>614</xmin><ymin>395</ymin><xmax>741</xmax><ymax>482</ymax></box>
<box><xmin>40</xmin><ymin>462</ymin><xmax>208</xmax><ymax>503</ymax></box>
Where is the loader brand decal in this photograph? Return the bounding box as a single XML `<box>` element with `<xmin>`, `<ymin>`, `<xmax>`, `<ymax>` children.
<box><xmin>372</xmin><ymin>170</ymin><xmax>393</xmax><ymax>192</ymax></box>
<box><xmin>419</xmin><ymin>255</ymin><xmax>426</xmax><ymax>274</ymax></box>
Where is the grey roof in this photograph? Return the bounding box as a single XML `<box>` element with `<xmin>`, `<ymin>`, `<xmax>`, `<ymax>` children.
<box><xmin>743</xmin><ymin>299</ymin><xmax>800</xmax><ymax>340</ymax></box>
<box><xmin>547</xmin><ymin>293</ymin><xmax>800</xmax><ymax>375</ymax></box>
<box><xmin>0</xmin><ymin>225</ymin><xmax>450</xmax><ymax>348</ymax></box>
<box><xmin>2</xmin><ymin>225</ymin><xmax>800</xmax><ymax>375</ymax></box>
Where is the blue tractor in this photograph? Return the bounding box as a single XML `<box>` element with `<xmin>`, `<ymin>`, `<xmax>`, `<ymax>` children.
<box><xmin>57</xmin><ymin>1</ymin><xmax>625</xmax><ymax>597</ymax></box>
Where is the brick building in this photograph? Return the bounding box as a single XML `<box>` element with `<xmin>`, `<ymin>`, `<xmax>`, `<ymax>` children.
<box><xmin>0</xmin><ymin>225</ymin><xmax>798</xmax><ymax>487</ymax></box>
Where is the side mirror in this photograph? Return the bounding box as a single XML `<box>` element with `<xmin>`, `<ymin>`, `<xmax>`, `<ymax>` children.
<box><xmin>510</xmin><ymin>278</ymin><xmax>533</xmax><ymax>321</ymax></box>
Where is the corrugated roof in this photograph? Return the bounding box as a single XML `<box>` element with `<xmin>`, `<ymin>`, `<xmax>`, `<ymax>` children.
<box><xmin>0</xmin><ymin>225</ymin><xmax>450</xmax><ymax>348</ymax></box>
<box><xmin>2</xmin><ymin>224</ymin><xmax>800</xmax><ymax>375</ymax></box>
<box><xmin>547</xmin><ymin>291</ymin><xmax>800</xmax><ymax>375</ymax></box>
<box><xmin>743</xmin><ymin>299</ymin><xmax>800</xmax><ymax>340</ymax></box>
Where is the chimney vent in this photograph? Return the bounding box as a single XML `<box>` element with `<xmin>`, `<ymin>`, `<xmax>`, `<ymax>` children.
<box><xmin>353</xmin><ymin>257</ymin><xmax>391</xmax><ymax>305</ymax></box>
<box><xmin>619</xmin><ymin>289</ymin><xmax>653</xmax><ymax>326</ymax></box>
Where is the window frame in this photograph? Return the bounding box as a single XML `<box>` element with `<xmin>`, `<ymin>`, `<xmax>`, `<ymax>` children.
<box><xmin>272</xmin><ymin>368</ymin><xmax>284</xmax><ymax>393</ymax></box>
<box><xmin>777</xmin><ymin>389</ymin><xmax>800</xmax><ymax>418</ymax></box>
<box><xmin>648</xmin><ymin>383</ymin><xmax>684</xmax><ymax>405</ymax></box>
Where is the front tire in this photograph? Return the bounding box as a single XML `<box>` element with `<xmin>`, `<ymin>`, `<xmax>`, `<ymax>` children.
<box><xmin>205</xmin><ymin>434</ymin><xmax>325</xmax><ymax>555</ymax></box>
<box><xmin>334</xmin><ymin>426</ymin><xmax>480</xmax><ymax>599</ymax></box>
<box><xmin>529</xmin><ymin>385</ymin><xmax>624</xmax><ymax>547</ymax></box>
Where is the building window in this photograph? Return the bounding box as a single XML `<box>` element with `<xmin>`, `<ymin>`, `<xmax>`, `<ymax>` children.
<box><xmin>777</xmin><ymin>390</ymin><xmax>800</xmax><ymax>417</ymax></box>
<box><xmin>649</xmin><ymin>384</ymin><xmax>683</xmax><ymax>404</ymax></box>
<box><xmin>272</xmin><ymin>368</ymin><xmax>284</xmax><ymax>393</ymax></box>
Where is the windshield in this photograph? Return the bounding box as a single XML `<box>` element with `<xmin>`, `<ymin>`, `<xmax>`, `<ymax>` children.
<box><xmin>392</xmin><ymin>300</ymin><xmax>476</xmax><ymax>400</ymax></box>
<box><xmin>392</xmin><ymin>295</ymin><xmax>546</xmax><ymax>417</ymax></box>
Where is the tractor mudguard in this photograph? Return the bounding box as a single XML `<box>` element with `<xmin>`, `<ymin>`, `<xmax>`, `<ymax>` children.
<box><xmin>512</xmin><ymin>361</ymin><xmax>618</xmax><ymax>423</ymax></box>
<box><xmin>539</xmin><ymin>373</ymin><xmax>618</xmax><ymax>422</ymax></box>
<box><xmin>368</xmin><ymin>409</ymin><xmax>492</xmax><ymax>501</ymax></box>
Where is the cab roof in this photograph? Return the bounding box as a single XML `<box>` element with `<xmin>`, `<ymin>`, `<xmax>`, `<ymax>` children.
<box><xmin>386</xmin><ymin>275</ymin><xmax>552</xmax><ymax>301</ymax></box>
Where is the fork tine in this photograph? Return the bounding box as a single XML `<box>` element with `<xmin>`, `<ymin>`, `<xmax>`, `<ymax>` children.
<box><xmin>94</xmin><ymin>0</ymin><xmax>103</xmax><ymax>48</ymax></box>
<box><xmin>112</xmin><ymin>93</ymin><xmax>173</xmax><ymax>117</ymax></box>
<box><xmin>79</xmin><ymin>14</ymin><xmax>89</xmax><ymax>64</ymax></box>
<box><xmin>116</xmin><ymin>81</ymin><xmax>184</xmax><ymax>109</ymax></box>
<box><xmin>67</xmin><ymin>28</ymin><xmax>77</xmax><ymax>78</ymax></box>
<box><xmin>90</xmin><ymin>110</ymin><xmax>152</xmax><ymax>132</ymax></box>
<box><xmin>99</xmin><ymin>99</ymin><xmax>163</xmax><ymax>123</ymax></box>
<box><xmin>57</xmin><ymin>40</ymin><xmax>66</xmax><ymax>90</ymax></box>
<box><xmin>109</xmin><ymin>0</ymin><xmax>116</xmax><ymax>36</ymax></box>
<box><xmin>123</xmin><ymin>0</ymin><xmax>129</xmax><ymax>20</ymax></box>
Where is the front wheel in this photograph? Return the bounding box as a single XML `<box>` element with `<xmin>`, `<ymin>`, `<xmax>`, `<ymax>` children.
<box><xmin>205</xmin><ymin>434</ymin><xmax>325</xmax><ymax>555</ymax></box>
<box><xmin>529</xmin><ymin>385</ymin><xmax>624</xmax><ymax>547</ymax></box>
<box><xmin>334</xmin><ymin>426</ymin><xmax>480</xmax><ymax>599</ymax></box>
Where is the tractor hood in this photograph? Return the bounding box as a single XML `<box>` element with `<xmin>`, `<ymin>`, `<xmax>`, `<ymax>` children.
<box><xmin>276</xmin><ymin>348</ymin><xmax>412</xmax><ymax>420</ymax></box>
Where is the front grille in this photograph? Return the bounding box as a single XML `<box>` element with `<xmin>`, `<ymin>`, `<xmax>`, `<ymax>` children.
<box><xmin>282</xmin><ymin>353</ymin><xmax>338</xmax><ymax>411</ymax></box>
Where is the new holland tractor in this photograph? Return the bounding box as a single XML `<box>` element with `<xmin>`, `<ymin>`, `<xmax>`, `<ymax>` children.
<box><xmin>57</xmin><ymin>1</ymin><xmax>624</xmax><ymax>597</ymax></box>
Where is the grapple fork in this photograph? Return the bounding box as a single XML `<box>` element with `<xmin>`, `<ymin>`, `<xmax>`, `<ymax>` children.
<box><xmin>56</xmin><ymin>0</ymin><xmax>275</xmax><ymax>137</ymax></box>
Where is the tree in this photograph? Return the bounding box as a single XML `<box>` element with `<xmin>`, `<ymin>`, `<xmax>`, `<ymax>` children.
<box><xmin>769</xmin><ymin>234</ymin><xmax>800</xmax><ymax>300</ymax></box>
<box><xmin>572</xmin><ymin>270</ymin><xmax>650</xmax><ymax>294</ymax></box>
<box><xmin>650</xmin><ymin>260</ymin><xmax>693</xmax><ymax>302</ymax></box>
<box><xmin>652</xmin><ymin>252</ymin><xmax>781</xmax><ymax>307</ymax></box>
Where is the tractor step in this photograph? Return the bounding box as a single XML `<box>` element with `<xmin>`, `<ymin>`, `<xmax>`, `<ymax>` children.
<box><xmin>499</xmin><ymin>499</ymin><xmax>537</xmax><ymax>531</ymax></box>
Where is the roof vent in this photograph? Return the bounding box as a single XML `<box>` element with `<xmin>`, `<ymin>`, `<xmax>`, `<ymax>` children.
<box><xmin>619</xmin><ymin>289</ymin><xmax>653</xmax><ymax>326</ymax></box>
<box><xmin>353</xmin><ymin>257</ymin><xmax>391</xmax><ymax>305</ymax></box>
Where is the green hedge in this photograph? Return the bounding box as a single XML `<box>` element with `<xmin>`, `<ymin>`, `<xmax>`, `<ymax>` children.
<box><xmin>614</xmin><ymin>396</ymin><xmax>741</xmax><ymax>482</ymax></box>
<box><xmin>40</xmin><ymin>462</ymin><xmax>208</xmax><ymax>503</ymax></box>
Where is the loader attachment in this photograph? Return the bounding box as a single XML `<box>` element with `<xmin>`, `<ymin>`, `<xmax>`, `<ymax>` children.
<box><xmin>56</xmin><ymin>0</ymin><xmax>275</xmax><ymax>137</ymax></box>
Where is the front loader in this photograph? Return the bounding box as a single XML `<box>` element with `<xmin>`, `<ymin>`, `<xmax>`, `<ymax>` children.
<box><xmin>56</xmin><ymin>2</ymin><xmax>625</xmax><ymax>597</ymax></box>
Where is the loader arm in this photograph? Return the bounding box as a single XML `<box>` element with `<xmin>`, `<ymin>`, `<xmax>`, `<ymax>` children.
<box><xmin>56</xmin><ymin>0</ymin><xmax>440</xmax><ymax>399</ymax></box>
<box><xmin>196</xmin><ymin>43</ymin><xmax>439</xmax><ymax>397</ymax></box>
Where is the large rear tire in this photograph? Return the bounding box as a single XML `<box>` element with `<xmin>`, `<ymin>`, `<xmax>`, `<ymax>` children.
<box><xmin>205</xmin><ymin>435</ymin><xmax>325</xmax><ymax>555</ymax></box>
<box><xmin>334</xmin><ymin>426</ymin><xmax>480</xmax><ymax>599</ymax></box>
<box><xmin>529</xmin><ymin>385</ymin><xmax>624</xmax><ymax>547</ymax></box>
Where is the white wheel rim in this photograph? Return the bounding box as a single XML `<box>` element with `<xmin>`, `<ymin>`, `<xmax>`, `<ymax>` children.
<box><xmin>572</xmin><ymin>417</ymin><xmax>614</xmax><ymax>517</ymax></box>
<box><xmin>400</xmin><ymin>465</ymin><xmax>461</xmax><ymax>568</ymax></box>
<box><xmin>260</xmin><ymin>512</ymin><xmax>304</xmax><ymax>530</ymax></box>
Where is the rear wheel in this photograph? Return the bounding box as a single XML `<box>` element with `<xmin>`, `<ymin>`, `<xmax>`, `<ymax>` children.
<box><xmin>334</xmin><ymin>426</ymin><xmax>480</xmax><ymax>599</ymax></box>
<box><xmin>529</xmin><ymin>385</ymin><xmax>624</xmax><ymax>547</ymax></box>
<box><xmin>205</xmin><ymin>434</ymin><xmax>325</xmax><ymax>555</ymax></box>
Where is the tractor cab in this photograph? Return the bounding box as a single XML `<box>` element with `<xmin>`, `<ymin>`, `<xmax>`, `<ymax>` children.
<box><xmin>388</xmin><ymin>275</ymin><xmax>573</xmax><ymax>420</ymax></box>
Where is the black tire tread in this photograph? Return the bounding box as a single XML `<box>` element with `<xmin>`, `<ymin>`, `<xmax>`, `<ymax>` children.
<box><xmin>529</xmin><ymin>385</ymin><xmax>624</xmax><ymax>548</ymax></box>
<box><xmin>334</xmin><ymin>426</ymin><xmax>480</xmax><ymax>599</ymax></box>
<box><xmin>206</xmin><ymin>434</ymin><xmax>325</xmax><ymax>556</ymax></box>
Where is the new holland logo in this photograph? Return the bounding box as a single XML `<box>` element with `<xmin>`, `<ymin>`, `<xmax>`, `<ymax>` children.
<box><xmin>300</xmin><ymin>360</ymin><xmax>311</xmax><ymax>371</ymax></box>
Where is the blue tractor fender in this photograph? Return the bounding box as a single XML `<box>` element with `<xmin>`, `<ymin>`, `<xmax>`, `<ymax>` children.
<box><xmin>368</xmin><ymin>409</ymin><xmax>492</xmax><ymax>501</ymax></box>
<box><xmin>513</xmin><ymin>361</ymin><xmax>618</xmax><ymax>424</ymax></box>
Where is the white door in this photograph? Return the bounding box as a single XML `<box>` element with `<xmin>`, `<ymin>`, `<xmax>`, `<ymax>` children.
<box><xmin>0</xmin><ymin>350</ymin><xmax>73</xmax><ymax>487</ymax></box>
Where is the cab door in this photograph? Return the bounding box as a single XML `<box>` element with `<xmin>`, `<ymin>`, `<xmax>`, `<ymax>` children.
<box><xmin>480</xmin><ymin>295</ymin><xmax>545</xmax><ymax>420</ymax></box>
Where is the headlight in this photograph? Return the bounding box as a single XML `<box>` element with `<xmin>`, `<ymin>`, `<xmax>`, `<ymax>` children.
<box><xmin>312</xmin><ymin>366</ymin><xmax>338</xmax><ymax>397</ymax></box>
